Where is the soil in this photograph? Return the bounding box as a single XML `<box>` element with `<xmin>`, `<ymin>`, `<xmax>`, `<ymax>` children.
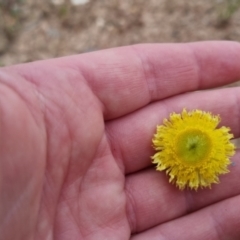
<box><xmin>1</xmin><ymin>0</ymin><xmax>240</xmax><ymax>66</ymax></box>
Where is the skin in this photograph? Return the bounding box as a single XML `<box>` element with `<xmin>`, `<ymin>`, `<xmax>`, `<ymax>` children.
<box><xmin>0</xmin><ymin>41</ymin><xmax>240</xmax><ymax>240</ymax></box>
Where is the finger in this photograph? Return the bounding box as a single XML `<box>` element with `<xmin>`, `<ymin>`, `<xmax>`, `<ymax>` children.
<box><xmin>131</xmin><ymin>195</ymin><xmax>240</xmax><ymax>240</ymax></box>
<box><xmin>125</xmin><ymin>150</ymin><xmax>240</xmax><ymax>234</ymax></box>
<box><xmin>5</xmin><ymin>41</ymin><xmax>240</xmax><ymax>119</ymax></box>
<box><xmin>106</xmin><ymin>87</ymin><xmax>240</xmax><ymax>174</ymax></box>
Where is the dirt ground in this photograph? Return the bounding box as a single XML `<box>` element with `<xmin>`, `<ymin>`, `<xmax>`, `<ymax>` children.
<box><xmin>1</xmin><ymin>0</ymin><xmax>240</xmax><ymax>66</ymax></box>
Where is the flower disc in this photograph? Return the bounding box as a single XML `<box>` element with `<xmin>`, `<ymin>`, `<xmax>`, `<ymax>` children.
<box><xmin>152</xmin><ymin>109</ymin><xmax>235</xmax><ymax>190</ymax></box>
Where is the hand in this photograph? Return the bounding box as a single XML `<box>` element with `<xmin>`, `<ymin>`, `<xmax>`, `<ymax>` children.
<box><xmin>0</xmin><ymin>41</ymin><xmax>240</xmax><ymax>240</ymax></box>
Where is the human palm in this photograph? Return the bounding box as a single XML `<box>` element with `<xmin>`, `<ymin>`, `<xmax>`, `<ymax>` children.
<box><xmin>0</xmin><ymin>42</ymin><xmax>240</xmax><ymax>240</ymax></box>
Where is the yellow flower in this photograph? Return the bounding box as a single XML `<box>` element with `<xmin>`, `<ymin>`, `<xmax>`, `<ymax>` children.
<box><xmin>152</xmin><ymin>109</ymin><xmax>235</xmax><ymax>190</ymax></box>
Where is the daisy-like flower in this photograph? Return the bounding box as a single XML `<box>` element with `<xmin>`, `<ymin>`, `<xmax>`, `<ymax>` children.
<box><xmin>152</xmin><ymin>109</ymin><xmax>235</xmax><ymax>190</ymax></box>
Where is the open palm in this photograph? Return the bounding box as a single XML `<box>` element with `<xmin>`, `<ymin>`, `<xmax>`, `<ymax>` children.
<box><xmin>0</xmin><ymin>42</ymin><xmax>240</xmax><ymax>240</ymax></box>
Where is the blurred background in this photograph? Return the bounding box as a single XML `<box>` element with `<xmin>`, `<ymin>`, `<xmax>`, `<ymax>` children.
<box><xmin>1</xmin><ymin>0</ymin><xmax>240</xmax><ymax>66</ymax></box>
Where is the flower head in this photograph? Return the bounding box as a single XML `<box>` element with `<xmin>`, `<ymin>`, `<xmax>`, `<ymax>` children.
<box><xmin>152</xmin><ymin>109</ymin><xmax>235</xmax><ymax>190</ymax></box>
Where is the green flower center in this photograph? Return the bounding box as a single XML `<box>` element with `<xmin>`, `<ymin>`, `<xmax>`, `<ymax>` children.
<box><xmin>175</xmin><ymin>129</ymin><xmax>212</xmax><ymax>164</ymax></box>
